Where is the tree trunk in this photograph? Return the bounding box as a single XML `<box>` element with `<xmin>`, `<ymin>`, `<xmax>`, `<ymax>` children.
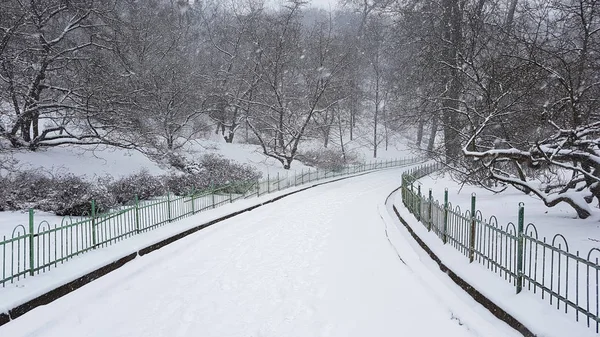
<box><xmin>323</xmin><ymin>110</ymin><xmax>331</xmax><ymax>148</ymax></box>
<box><xmin>22</xmin><ymin>120</ymin><xmax>31</xmax><ymax>142</ymax></box>
<box><xmin>505</xmin><ymin>0</ymin><xmax>518</xmax><ymax>30</ymax></box>
<box><xmin>383</xmin><ymin>103</ymin><xmax>389</xmax><ymax>151</ymax></box>
<box><xmin>416</xmin><ymin>118</ymin><xmax>425</xmax><ymax>148</ymax></box>
<box><xmin>373</xmin><ymin>102</ymin><xmax>378</xmax><ymax>159</ymax></box>
<box><xmin>338</xmin><ymin>115</ymin><xmax>346</xmax><ymax>162</ymax></box>
<box><xmin>441</xmin><ymin>0</ymin><xmax>463</xmax><ymax>163</ymax></box>
<box><xmin>278</xmin><ymin>111</ymin><xmax>285</xmax><ymax>150</ymax></box>
<box><xmin>373</xmin><ymin>74</ymin><xmax>380</xmax><ymax>159</ymax></box>
<box><xmin>350</xmin><ymin>112</ymin><xmax>354</xmax><ymax>141</ymax></box>
<box><xmin>427</xmin><ymin>114</ymin><xmax>438</xmax><ymax>152</ymax></box>
<box><xmin>32</xmin><ymin>112</ymin><xmax>39</xmax><ymax>140</ymax></box>
<box><xmin>225</xmin><ymin>129</ymin><xmax>235</xmax><ymax>143</ymax></box>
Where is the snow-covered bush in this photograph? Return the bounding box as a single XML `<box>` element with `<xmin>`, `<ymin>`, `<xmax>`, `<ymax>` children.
<box><xmin>166</xmin><ymin>154</ymin><xmax>262</xmax><ymax>195</ymax></box>
<box><xmin>0</xmin><ymin>171</ymin><xmax>116</xmax><ymax>215</ymax></box>
<box><xmin>0</xmin><ymin>175</ymin><xmax>12</xmax><ymax>211</ymax></box>
<box><xmin>297</xmin><ymin>149</ymin><xmax>357</xmax><ymax>171</ymax></box>
<box><xmin>43</xmin><ymin>175</ymin><xmax>117</xmax><ymax>216</ymax></box>
<box><xmin>0</xmin><ymin>155</ymin><xmax>262</xmax><ymax>215</ymax></box>
<box><xmin>110</xmin><ymin>170</ymin><xmax>167</xmax><ymax>205</ymax></box>
<box><xmin>164</xmin><ymin>173</ymin><xmax>197</xmax><ymax>196</ymax></box>
<box><xmin>4</xmin><ymin>170</ymin><xmax>57</xmax><ymax>209</ymax></box>
<box><xmin>199</xmin><ymin>154</ymin><xmax>261</xmax><ymax>187</ymax></box>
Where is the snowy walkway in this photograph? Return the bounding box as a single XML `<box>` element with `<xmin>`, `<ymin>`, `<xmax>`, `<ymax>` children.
<box><xmin>0</xmin><ymin>169</ymin><xmax>514</xmax><ymax>337</ymax></box>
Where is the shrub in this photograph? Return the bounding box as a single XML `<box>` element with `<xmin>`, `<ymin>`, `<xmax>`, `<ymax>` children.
<box><xmin>110</xmin><ymin>170</ymin><xmax>167</xmax><ymax>205</ymax></box>
<box><xmin>0</xmin><ymin>171</ymin><xmax>117</xmax><ymax>216</ymax></box>
<box><xmin>296</xmin><ymin>148</ymin><xmax>357</xmax><ymax>171</ymax></box>
<box><xmin>199</xmin><ymin>154</ymin><xmax>262</xmax><ymax>187</ymax></box>
<box><xmin>166</xmin><ymin>154</ymin><xmax>262</xmax><ymax>196</ymax></box>
<box><xmin>0</xmin><ymin>154</ymin><xmax>262</xmax><ymax>215</ymax></box>
<box><xmin>8</xmin><ymin>170</ymin><xmax>56</xmax><ymax>204</ymax></box>
<box><xmin>0</xmin><ymin>175</ymin><xmax>11</xmax><ymax>211</ymax></box>
<box><xmin>44</xmin><ymin>174</ymin><xmax>117</xmax><ymax>216</ymax></box>
<box><xmin>164</xmin><ymin>173</ymin><xmax>196</xmax><ymax>196</ymax></box>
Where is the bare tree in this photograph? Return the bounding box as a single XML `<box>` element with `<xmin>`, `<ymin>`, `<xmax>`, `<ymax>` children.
<box><xmin>460</xmin><ymin>0</ymin><xmax>600</xmax><ymax>218</ymax></box>
<box><xmin>201</xmin><ymin>0</ymin><xmax>264</xmax><ymax>143</ymax></box>
<box><xmin>246</xmin><ymin>0</ymin><xmax>351</xmax><ymax>169</ymax></box>
<box><xmin>108</xmin><ymin>0</ymin><xmax>208</xmax><ymax>153</ymax></box>
<box><xmin>0</xmin><ymin>0</ymin><xmax>139</xmax><ymax>150</ymax></box>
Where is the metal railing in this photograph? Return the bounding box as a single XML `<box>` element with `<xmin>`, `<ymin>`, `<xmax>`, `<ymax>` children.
<box><xmin>1</xmin><ymin>157</ymin><xmax>423</xmax><ymax>287</ymax></box>
<box><xmin>401</xmin><ymin>162</ymin><xmax>600</xmax><ymax>333</ymax></box>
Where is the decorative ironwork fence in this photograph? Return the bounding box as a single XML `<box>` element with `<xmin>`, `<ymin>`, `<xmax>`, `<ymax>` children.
<box><xmin>1</xmin><ymin>157</ymin><xmax>422</xmax><ymax>287</ymax></box>
<box><xmin>401</xmin><ymin>162</ymin><xmax>600</xmax><ymax>333</ymax></box>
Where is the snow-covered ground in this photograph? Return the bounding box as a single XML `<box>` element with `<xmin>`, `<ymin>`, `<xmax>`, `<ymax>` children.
<box><xmin>7</xmin><ymin>145</ymin><xmax>167</xmax><ymax>179</ymax></box>
<box><xmin>416</xmin><ymin>172</ymin><xmax>600</xmax><ymax>257</ymax></box>
<box><xmin>2</xmin><ymin>136</ymin><xmax>415</xmax><ymax>180</ymax></box>
<box><xmin>0</xmin><ymin>168</ymin><xmax>517</xmax><ymax>337</ymax></box>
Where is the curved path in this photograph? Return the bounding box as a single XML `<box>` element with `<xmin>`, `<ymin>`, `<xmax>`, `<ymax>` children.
<box><xmin>0</xmin><ymin>168</ymin><xmax>515</xmax><ymax>337</ymax></box>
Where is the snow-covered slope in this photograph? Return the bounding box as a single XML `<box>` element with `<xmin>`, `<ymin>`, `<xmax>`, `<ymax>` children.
<box><xmin>2</xmin><ymin>135</ymin><xmax>415</xmax><ymax>179</ymax></box>
<box><xmin>8</xmin><ymin>145</ymin><xmax>167</xmax><ymax>179</ymax></box>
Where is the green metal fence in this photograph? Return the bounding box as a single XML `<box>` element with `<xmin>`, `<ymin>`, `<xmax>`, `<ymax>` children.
<box><xmin>401</xmin><ymin>162</ymin><xmax>600</xmax><ymax>333</ymax></box>
<box><xmin>1</xmin><ymin>157</ymin><xmax>423</xmax><ymax>287</ymax></box>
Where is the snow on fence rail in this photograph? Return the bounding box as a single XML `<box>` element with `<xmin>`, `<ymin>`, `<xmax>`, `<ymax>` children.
<box><xmin>401</xmin><ymin>163</ymin><xmax>600</xmax><ymax>333</ymax></box>
<box><xmin>1</xmin><ymin>157</ymin><xmax>422</xmax><ymax>287</ymax></box>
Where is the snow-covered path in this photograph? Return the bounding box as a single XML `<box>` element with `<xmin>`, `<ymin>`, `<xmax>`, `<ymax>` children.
<box><xmin>0</xmin><ymin>169</ymin><xmax>510</xmax><ymax>337</ymax></box>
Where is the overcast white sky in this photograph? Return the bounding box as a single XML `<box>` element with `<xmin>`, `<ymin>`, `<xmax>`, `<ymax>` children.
<box><xmin>309</xmin><ymin>0</ymin><xmax>339</xmax><ymax>9</ymax></box>
<box><xmin>266</xmin><ymin>0</ymin><xmax>340</xmax><ymax>10</ymax></box>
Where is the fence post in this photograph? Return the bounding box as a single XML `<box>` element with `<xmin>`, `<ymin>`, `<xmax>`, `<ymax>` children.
<box><xmin>28</xmin><ymin>208</ymin><xmax>34</xmax><ymax>276</ymax></box>
<box><xmin>135</xmin><ymin>195</ymin><xmax>140</xmax><ymax>233</ymax></box>
<box><xmin>277</xmin><ymin>172</ymin><xmax>280</xmax><ymax>191</ymax></box>
<box><xmin>301</xmin><ymin>169</ymin><xmax>304</xmax><ymax>184</ymax></box>
<box><xmin>257</xmin><ymin>179</ymin><xmax>261</xmax><ymax>197</ymax></box>
<box><xmin>516</xmin><ymin>202</ymin><xmax>525</xmax><ymax>294</ymax></box>
<box><xmin>443</xmin><ymin>189</ymin><xmax>448</xmax><ymax>244</ymax></box>
<box><xmin>469</xmin><ymin>193</ymin><xmax>477</xmax><ymax>263</ymax></box>
<box><xmin>428</xmin><ymin>189</ymin><xmax>433</xmax><ymax>232</ymax></box>
<box><xmin>167</xmin><ymin>192</ymin><xmax>172</xmax><ymax>221</ymax></box>
<box><xmin>268</xmin><ymin>174</ymin><xmax>271</xmax><ymax>193</ymax></box>
<box><xmin>417</xmin><ymin>185</ymin><xmax>422</xmax><ymax>221</ymax></box>
<box><xmin>401</xmin><ymin>175</ymin><xmax>405</xmax><ymax>202</ymax></box>
<box><xmin>211</xmin><ymin>184</ymin><xmax>215</xmax><ymax>208</ymax></box>
<box><xmin>91</xmin><ymin>200</ymin><xmax>97</xmax><ymax>247</ymax></box>
<box><xmin>410</xmin><ymin>180</ymin><xmax>414</xmax><ymax>213</ymax></box>
<box><xmin>191</xmin><ymin>188</ymin><xmax>195</xmax><ymax>214</ymax></box>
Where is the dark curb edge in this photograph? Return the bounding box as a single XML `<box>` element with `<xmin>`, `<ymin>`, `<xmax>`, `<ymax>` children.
<box><xmin>391</xmin><ymin>205</ymin><xmax>536</xmax><ymax>337</ymax></box>
<box><xmin>0</xmin><ymin>313</ymin><xmax>8</xmax><ymax>326</ymax></box>
<box><xmin>0</xmin><ymin>168</ymin><xmax>391</xmax><ymax>327</ymax></box>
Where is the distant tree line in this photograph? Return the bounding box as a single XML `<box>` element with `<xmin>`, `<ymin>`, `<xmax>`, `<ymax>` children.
<box><xmin>0</xmin><ymin>0</ymin><xmax>411</xmax><ymax>171</ymax></box>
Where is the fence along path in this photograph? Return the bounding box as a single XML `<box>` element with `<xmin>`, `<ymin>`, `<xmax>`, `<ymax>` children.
<box><xmin>401</xmin><ymin>163</ymin><xmax>600</xmax><ymax>333</ymax></box>
<box><xmin>1</xmin><ymin>157</ymin><xmax>421</xmax><ymax>287</ymax></box>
